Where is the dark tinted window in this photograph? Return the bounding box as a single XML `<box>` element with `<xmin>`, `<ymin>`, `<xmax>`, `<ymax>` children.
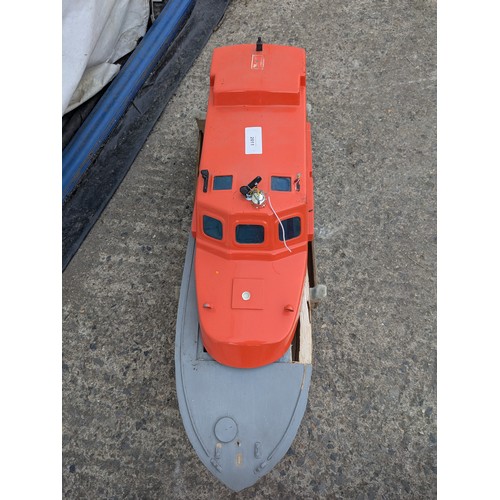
<box><xmin>203</xmin><ymin>215</ymin><xmax>223</xmax><ymax>240</ymax></box>
<box><xmin>279</xmin><ymin>217</ymin><xmax>301</xmax><ymax>241</ymax></box>
<box><xmin>271</xmin><ymin>176</ymin><xmax>291</xmax><ymax>191</ymax></box>
<box><xmin>213</xmin><ymin>175</ymin><xmax>233</xmax><ymax>190</ymax></box>
<box><xmin>236</xmin><ymin>225</ymin><xmax>264</xmax><ymax>244</ymax></box>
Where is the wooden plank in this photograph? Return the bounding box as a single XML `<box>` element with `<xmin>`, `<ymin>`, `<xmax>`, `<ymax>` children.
<box><xmin>298</xmin><ymin>271</ymin><xmax>312</xmax><ymax>364</ymax></box>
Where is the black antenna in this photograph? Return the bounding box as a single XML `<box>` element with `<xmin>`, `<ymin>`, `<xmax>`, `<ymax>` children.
<box><xmin>256</xmin><ymin>37</ymin><xmax>263</xmax><ymax>52</ymax></box>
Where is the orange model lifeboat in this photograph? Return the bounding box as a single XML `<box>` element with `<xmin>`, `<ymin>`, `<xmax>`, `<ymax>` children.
<box><xmin>191</xmin><ymin>40</ymin><xmax>314</xmax><ymax>368</ymax></box>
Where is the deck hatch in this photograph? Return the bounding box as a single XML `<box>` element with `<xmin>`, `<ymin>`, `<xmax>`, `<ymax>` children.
<box><xmin>231</xmin><ymin>278</ymin><xmax>264</xmax><ymax>309</ymax></box>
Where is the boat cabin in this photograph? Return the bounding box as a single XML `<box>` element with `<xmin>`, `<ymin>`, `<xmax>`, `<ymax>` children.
<box><xmin>191</xmin><ymin>42</ymin><xmax>314</xmax><ymax>368</ymax></box>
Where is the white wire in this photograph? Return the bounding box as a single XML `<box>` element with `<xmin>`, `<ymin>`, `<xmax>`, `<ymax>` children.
<box><xmin>268</xmin><ymin>195</ymin><xmax>292</xmax><ymax>253</ymax></box>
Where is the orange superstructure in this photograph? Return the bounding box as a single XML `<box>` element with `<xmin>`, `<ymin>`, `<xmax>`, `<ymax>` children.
<box><xmin>191</xmin><ymin>42</ymin><xmax>314</xmax><ymax>368</ymax></box>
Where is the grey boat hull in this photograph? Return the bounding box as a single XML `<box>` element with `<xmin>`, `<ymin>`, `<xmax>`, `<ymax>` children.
<box><xmin>175</xmin><ymin>235</ymin><xmax>313</xmax><ymax>492</ymax></box>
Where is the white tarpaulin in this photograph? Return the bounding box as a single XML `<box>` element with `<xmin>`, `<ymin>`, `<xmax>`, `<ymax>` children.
<box><xmin>62</xmin><ymin>0</ymin><xmax>149</xmax><ymax>115</ymax></box>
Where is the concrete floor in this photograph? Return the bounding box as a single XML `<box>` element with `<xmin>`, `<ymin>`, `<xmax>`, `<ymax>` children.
<box><xmin>62</xmin><ymin>0</ymin><xmax>436</xmax><ymax>497</ymax></box>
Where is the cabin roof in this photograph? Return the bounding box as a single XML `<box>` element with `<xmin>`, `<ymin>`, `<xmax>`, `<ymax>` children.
<box><xmin>197</xmin><ymin>44</ymin><xmax>309</xmax><ymax>230</ymax></box>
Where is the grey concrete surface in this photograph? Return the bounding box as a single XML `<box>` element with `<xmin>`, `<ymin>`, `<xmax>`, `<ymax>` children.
<box><xmin>62</xmin><ymin>0</ymin><xmax>436</xmax><ymax>497</ymax></box>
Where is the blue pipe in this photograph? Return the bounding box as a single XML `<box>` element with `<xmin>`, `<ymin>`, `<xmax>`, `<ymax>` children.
<box><xmin>62</xmin><ymin>0</ymin><xmax>195</xmax><ymax>201</ymax></box>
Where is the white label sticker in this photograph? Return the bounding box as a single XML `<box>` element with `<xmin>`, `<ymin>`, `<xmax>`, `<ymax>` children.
<box><xmin>245</xmin><ymin>127</ymin><xmax>262</xmax><ymax>155</ymax></box>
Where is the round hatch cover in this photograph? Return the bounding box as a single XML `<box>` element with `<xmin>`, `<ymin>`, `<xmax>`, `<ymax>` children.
<box><xmin>214</xmin><ymin>417</ymin><xmax>238</xmax><ymax>443</ymax></box>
